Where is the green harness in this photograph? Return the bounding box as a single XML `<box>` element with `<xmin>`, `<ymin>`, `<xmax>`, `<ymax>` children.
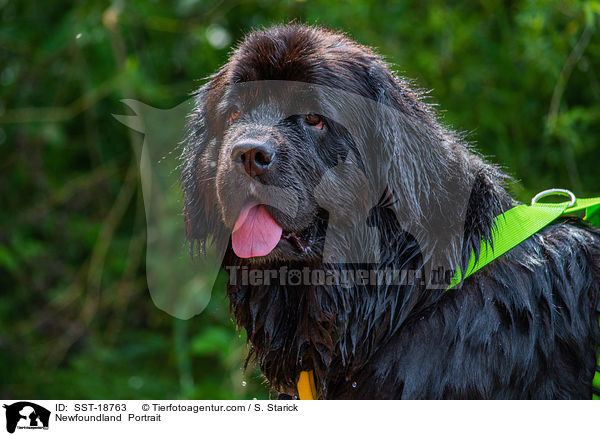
<box><xmin>446</xmin><ymin>189</ymin><xmax>600</xmax><ymax>399</ymax></box>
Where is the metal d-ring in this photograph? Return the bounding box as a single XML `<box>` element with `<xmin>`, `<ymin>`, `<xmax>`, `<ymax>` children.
<box><xmin>531</xmin><ymin>188</ymin><xmax>576</xmax><ymax>208</ymax></box>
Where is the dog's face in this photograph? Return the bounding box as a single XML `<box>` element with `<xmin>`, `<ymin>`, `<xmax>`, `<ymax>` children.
<box><xmin>183</xmin><ymin>24</ymin><xmax>471</xmax><ymax>272</ymax></box>
<box><xmin>183</xmin><ymin>25</ymin><xmax>393</xmax><ymax>265</ymax></box>
<box><xmin>213</xmin><ymin>81</ymin><xmax>345</xmax><ymax>262</ymax></box>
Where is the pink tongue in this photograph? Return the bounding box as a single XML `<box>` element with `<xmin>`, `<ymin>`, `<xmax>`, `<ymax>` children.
<box><xmin>232</xmin><ymin>204</ymin><xmax>283</xmax><ymax>258</ymax></box>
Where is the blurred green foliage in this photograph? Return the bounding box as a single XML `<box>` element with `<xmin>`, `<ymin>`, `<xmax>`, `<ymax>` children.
<box><xmin>1</xmin><ymin>0</ymin><xmax>599</xmax><ymax>399</ymax></box>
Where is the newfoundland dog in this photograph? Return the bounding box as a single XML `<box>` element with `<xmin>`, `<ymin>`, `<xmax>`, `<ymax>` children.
<box><xmin>181</xmin><ymin>24</ymin><xmax>600</xmax><ymax>399</ymax></box>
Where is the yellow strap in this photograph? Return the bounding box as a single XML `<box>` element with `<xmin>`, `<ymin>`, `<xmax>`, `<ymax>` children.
<box><xmin>297</xmin><ymin>370</ymin><xmax>317</xmax><ymax>400</ymax></box>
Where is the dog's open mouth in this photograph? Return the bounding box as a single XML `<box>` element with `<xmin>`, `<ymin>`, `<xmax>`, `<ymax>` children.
<box><xmin>231</xmin><ymin>203</ymin><xmax>315</xmax><ymax>259</ymax></box>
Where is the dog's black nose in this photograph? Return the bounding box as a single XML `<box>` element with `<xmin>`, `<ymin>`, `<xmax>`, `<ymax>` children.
<box><xmin>231</xmin><ymin>142</ymin><xmax>275</xmax><ymax>178</ymax></box>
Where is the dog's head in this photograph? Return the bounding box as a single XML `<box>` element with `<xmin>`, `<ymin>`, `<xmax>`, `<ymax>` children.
<box><xmin>182</xmin><ymin>24</ymin><xmax>474</xmax><ymax>271</ymax></box>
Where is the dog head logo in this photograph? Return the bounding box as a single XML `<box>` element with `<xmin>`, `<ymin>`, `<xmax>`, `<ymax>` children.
<box><xmin>3</xmin><ymin>402</ymin><xmax>50</xmax><ymax>434</ymax></box>
<box><xmin>114</xmin><ymin>81</ymin><xmax>472</xmax><ymax>319</ymax></box>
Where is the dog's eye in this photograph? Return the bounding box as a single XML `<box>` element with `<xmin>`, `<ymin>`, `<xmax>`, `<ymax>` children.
<box><xmin>228</xmin><ymin>107</ymin><xmax>241</xmax><ymax>125</ymax></box>
<box><xmin>304</xmin><ymin>113</ymin><xmax>324</xmax><ymax>130</ymax></box>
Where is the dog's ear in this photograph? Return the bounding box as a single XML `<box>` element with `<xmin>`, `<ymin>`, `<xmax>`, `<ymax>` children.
<box><xmin>180</xmin><ymin>81</ymin><xmax>225</xmax><ymax>254</ymax></box>
<box><xmin>363</xmin><ymin>64</ymin><xmax>476</xmax><ymax>279</ymax></box>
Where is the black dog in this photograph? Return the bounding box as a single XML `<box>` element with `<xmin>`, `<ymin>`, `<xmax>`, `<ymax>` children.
<box><xmin>181</xmin><ymin>24</ymin><xmax>600</xmax><ymax>399</ymax></box>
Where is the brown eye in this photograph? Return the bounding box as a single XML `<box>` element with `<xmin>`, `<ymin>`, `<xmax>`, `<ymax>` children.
<box><xmin>305</xmin><ymin>113</ymin><xmax>324</xmax><ymax>130</ymax></box>
<box><xmin>228</xmin><ymin>107</ymin><xmax>241</xmax><ymax>125</ymax></box>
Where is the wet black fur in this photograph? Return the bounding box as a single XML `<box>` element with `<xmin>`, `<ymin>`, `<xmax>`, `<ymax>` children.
<box><xmin>181</xmin><ymin>24</ymin><xmax>600</xmax><ymax>399</ymax></box>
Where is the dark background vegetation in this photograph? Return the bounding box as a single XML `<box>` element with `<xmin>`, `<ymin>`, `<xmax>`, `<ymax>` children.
<box><xmin>1</xmin><ymin>0</ymin><xmax>599</xmax><ymax>399</ymax></box>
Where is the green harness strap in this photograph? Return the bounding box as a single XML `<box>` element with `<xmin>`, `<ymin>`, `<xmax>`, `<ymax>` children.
<box><xmin>446</xmin><ymin>189</ymin><xmax>600</xmax><ymax>400</ymax></box>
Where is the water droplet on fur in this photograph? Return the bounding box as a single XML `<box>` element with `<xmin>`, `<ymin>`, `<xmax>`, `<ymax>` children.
<box><xmin>241</xmin><ymin>380</ymin><xmax>247</xmax><ymax>387</ymax></box>
<box><xmin>351</xmin><ymin>381</ymin><xmax>357</xmax><ymax>389</ymax></box>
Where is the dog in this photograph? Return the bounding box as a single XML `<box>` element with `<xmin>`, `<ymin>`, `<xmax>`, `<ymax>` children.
<box><xmin>181</xmin><ymin>24</ymin><xmax>600</xmax><ymax>399</ymax></box>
